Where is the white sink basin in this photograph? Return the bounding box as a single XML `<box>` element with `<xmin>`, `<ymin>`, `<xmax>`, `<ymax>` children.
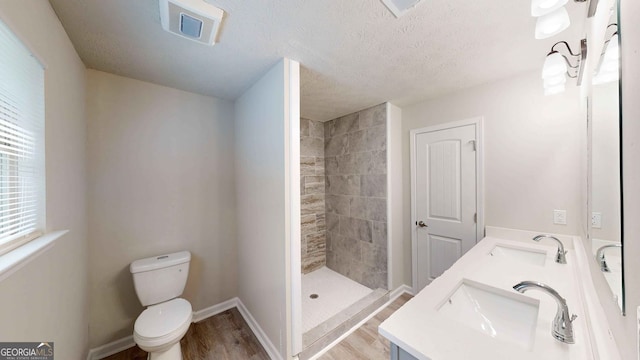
<box><xmin>488</xmin><ymin>245</ymin><xmax>546</xmax><ymax>266</ymax></box>
<box><xmin>437</xmin><ymin>279</ymin><xmax>539</xmax><ymax>350</ymax></box>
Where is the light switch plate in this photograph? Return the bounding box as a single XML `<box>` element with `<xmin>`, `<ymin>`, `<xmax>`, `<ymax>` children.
<box><xmin>554</xmin><ymin>209</ymin><xmax>567</xmax><ymax>225</ymax></box>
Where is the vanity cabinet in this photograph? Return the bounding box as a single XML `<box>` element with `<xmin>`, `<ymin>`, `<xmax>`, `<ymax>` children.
<box><xmin>390</xmin><ymin>343</ymin><xmax>418</xmax><ymax>360</ymax></box>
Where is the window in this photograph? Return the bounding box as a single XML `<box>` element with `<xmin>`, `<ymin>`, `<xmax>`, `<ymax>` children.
<box><xmin>0</xmin><ymin>19</ymin><xmax>45</xmax><ymax>256</ymax></box>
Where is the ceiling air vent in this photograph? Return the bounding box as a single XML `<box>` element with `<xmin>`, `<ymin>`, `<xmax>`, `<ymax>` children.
<box><xmin>159</xmin><ymin>0</ymin><xmax>224</xmax><ymax>46</ymax></box>
<box><xmin>380</xmin><ymin>0</ymin><xmax>423</xmax><ymax>18</ymax></box>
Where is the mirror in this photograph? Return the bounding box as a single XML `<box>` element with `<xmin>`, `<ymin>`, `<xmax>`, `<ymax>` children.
<box><xmin>589</xmin><ymin>5</ymin><xmax>623</xmax><ymax>313</ymax></box>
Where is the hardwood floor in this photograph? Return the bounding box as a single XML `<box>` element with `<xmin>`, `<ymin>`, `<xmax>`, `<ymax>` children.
<box><xmin>318</xmin><ymin>293</ymin><xmax>413</xmax><ymax>360</ymax></box>
<box><xmin>104</xmin><ymin>293</ymin><xmax>412</xmax><ymax>360</ymax></box>
<box><xmin>104</xmin><ymin>308</ymin><xmax>269</xmax><ymax>360</ymax></box>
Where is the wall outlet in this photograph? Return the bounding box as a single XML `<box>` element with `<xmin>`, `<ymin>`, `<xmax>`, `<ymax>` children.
<box><xmin>553</xmin><ymin>209</ymin><xmax>567</xmax><ymax>225</ymax></box>
<box><xmin>592</xmin><ymin>212</ymin><xmax>602</xmax><ymax>229</ymax></box>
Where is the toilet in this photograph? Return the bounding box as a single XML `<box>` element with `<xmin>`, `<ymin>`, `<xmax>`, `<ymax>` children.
<box><xmin>130</xmin><ymin>251</ymin><xmax>193</xmax><ymax>360</ymax></box>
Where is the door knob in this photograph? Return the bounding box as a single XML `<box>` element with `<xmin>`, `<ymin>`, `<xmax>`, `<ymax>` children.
<box><xmin>417</xmin><ymin>221</ymin><xmax>428</xmax><ymax>228</ymax></box>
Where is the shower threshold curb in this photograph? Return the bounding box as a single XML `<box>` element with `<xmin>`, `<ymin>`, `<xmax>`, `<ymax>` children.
<box><xmin>300</xmin><ymin>288</ymin><xmax>389</xmax><ymax>359</ymax></box>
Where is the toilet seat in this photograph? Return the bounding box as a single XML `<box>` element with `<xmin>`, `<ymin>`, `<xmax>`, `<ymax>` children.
<box><xmin>134</xmin><ymin>298</ymin><xmax>192</xmax><ymax>350</ymax></box>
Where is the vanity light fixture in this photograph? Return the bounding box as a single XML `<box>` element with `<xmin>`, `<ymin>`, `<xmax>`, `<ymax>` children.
<box><xmin>544</xmin><ymin>84</ymin><xmax>566</xmax><ymax>96</ymax></box>
<box><xmin>531</xmin><ymin>0</ymin><xmax>597</xmax><ymax>40</ymax></box>
<box><xmin>544</xmin><ymin>73</ymin><xmax>568</xmax><ymax>96</ymax></box>
<box><xmin>535</xmin><ymin>7</ymin><xmax>571</xmax><ymax>39</ymax></box>
<box><xmin>542</xmin><ymin>39</ymin><xmax>587</xmax><ymax>95</ymax></box>
<box><xmin>593</xmin><ymin>24</ymin><xmax>619</xmax><ymax>85</ymax></box>
<box><xmin>531</xmin><ymin>0</ymin><xmax>568</xmax><ymax>17</ymax></box>
<box><xmin>542</xmin><ymin>52</ymin><xmax>569</xmax><ymax>78</ymax></box>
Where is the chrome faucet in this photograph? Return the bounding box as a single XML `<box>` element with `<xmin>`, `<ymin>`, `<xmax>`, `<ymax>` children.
<box><xmin>513</xmin><ymin>281</ymin><xmax>577</xmax><ymax>344</ymax></box>
<box><xmin>533</xmin><ymin>234</ymin><xmax>567</xmax><ymax>264</ymax></box>
<box><xmin>595</xmin><ymin>243</ymin><xmax>622</xmax><ymax>272</ymax></box>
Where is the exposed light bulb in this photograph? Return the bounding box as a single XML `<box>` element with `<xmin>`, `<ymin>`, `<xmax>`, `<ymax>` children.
<box><xmin>535</xmin><ymin>7</ymin><xmax>570</xmax><ymax>39</ymax></box>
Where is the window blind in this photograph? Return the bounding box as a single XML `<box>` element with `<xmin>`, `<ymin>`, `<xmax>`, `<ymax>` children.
<box><xmin>0</xmin><ymin>19</ymin><xmax>45</xmax><ymax>255</ymax></box>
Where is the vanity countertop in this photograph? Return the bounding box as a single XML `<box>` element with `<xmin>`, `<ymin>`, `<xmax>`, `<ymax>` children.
<box><xmin>378</xmin><ymin>232</ymin><xmax>594</xmax><ymax>360</ymax></box>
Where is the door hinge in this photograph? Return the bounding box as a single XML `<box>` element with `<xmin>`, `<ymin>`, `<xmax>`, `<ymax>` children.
<box><xmin>474</xmin><ymin>213</ymin><xmax>477</xmax><ymax>223</ymax></box>
<box><xmin>469</xmin><ymin>140</ymin><xmax>477</xmax><ymax>151</ymax></box>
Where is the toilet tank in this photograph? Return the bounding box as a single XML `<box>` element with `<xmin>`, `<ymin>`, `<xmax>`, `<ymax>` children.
<box><xmin>130</xmin><ymin>251</ymin><xmax>191</xmax><ymax>306</ymax></box>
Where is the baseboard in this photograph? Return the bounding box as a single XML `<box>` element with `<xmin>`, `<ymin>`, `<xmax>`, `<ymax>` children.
<box><xmin>236</xmin><ymin>298</ymin><xmax>283</xmax><ymax>360</ymax></box>
<box><xmin>87</xmin><ymin>297</ymin><xmax>240</xmax><ymax>360</ymax></box>
<box><xmin>86</xmin><ymin>289</ymin><xmax>407</xmax><ymax>360</ymax></box>
<box><xmin>192</xmin><ymin>297</ymin><xmax>238</xmax><ymax>323</ymax></box>
<box><xmin>86</xmin><ymin>336</ymin><xmax>135</xmax><ymax>360</ymax></box>
<box><xmin>390</xmin><ymin>284</ymin><xmax>414</xmax><ymax>300</ymax></box>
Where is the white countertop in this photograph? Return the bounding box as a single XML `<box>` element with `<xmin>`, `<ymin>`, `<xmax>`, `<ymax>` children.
<box><xmin>379</xmin><ymin>233</ymin><xmax>594</xmax><ymax>360</ymax></box>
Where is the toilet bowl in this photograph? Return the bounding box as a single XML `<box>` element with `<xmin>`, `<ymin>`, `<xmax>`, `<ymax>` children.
<box><xmin>133</xmin><ymin>298</ymin><xmax>193</xmax><ymax>359</ymax></box>
<box><xmin>130</xmin><ymin>251</ymin><xmax>192</xmax><ymax>360</ymax></box>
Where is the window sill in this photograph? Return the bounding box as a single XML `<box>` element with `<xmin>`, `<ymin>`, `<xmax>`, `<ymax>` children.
<box><xmin>0</xmin><ymin>230</ymin><xmax>68</xmax><ymax>282</ymax></box>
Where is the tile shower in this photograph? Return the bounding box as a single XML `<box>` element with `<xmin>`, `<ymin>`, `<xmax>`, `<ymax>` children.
<box><xmin>300</xmin><ymin>118</ymin><xmax>327</xmax><ymax>274</ymax></box>
<box><xmin>300</xmin><ymin>103</ymin><xmax>388</xmax><ymax>287</ymax></box>
<box><xmin>299</xmin><ymin>103</ymin><xmax>389</xmax><ymax>356</ymax></box>
<box><xmin>324</xmin><ymin>103</ymin><xmax>388</xmax><ymax>289</ymax></box>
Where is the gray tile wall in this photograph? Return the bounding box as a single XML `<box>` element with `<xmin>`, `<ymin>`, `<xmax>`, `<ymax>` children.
<box><xmin>301</xmin><ymin>118</ymin><xmax>326</xmax><ymax>273</ymax></box>
<box><xmin>324</xmin><ymin>104</ymin><xmax>388</xmax><ymax>289</ymax></box>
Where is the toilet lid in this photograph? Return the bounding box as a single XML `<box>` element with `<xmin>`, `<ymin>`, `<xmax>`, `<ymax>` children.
<box><xmin>134</xmin><ymin>298</ymin><xmax>192</xmax><ymax>339</ymax></box>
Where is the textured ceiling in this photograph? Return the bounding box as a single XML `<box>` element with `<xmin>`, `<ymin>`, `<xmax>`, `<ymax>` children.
<box><xmin>48</xmin><ymin>0</ymin><xmax>586</xmax><ymax>121</ymax></box>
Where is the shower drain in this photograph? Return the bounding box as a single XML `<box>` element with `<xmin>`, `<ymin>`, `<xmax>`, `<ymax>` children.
<box><xmin>310</xmin><ymin>294</ymin><xmax>319</xmax><ymax>299</ymax></box>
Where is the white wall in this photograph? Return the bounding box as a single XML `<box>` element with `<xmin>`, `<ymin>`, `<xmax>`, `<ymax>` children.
<box><xmin>86</xmin><ymin>70</ymin><xmax>237</xmax><ymax>347</ymax></box>
<box><xmin>387</xmin><ymin>103</ymin><xmax>405</xmax><ymax>290</ymax></box>
<box><xmin>0</xmin><ymin>1</ymin><xmax>89</xmax><ymax>358</ymax></box>
<box><xmin>235</xmin><ymin>58</ymin><xmax>300</xmax><ymax>359</ymax></box>
<box><xmin>591</xmin><ymin>81</ymin><xmax>621</xmax><ymax>242</ymax></box>
<box><xmin>400</xmin><ymin>71</ymin><xmax>584</xmax><ymax>285</ymax></box>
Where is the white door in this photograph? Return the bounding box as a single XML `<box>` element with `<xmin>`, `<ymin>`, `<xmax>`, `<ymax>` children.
<box><xmin>413</xmin><ymin>123</ymin><xmax>478</xmax><ymax>292</ymax></box>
